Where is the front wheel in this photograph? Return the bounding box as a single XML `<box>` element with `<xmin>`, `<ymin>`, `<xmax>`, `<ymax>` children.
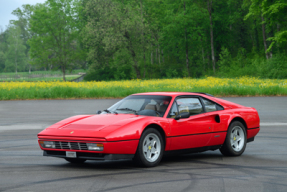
<box><xmin>134</xmin><ymin>128</ymin><xmax>164</xmax><ymax>167</ymax></box>
<box><xmin>220</xmin><ymin>121</ymin><xmax>247</xmax><ymax>156</ymax></box>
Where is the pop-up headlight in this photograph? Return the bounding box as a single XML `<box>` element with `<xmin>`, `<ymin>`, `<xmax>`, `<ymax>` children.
<box><xmin>86</xmin><ymin>143</ymin><xmax>104</xmax><ymax>151</ymax></box>
<box><xmin>39</xmin><ymin>141</ymin><xmax>55</xmax><ymax>148</ymax></box>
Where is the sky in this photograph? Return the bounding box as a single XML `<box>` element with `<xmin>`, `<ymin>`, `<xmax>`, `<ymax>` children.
<box><xmin>0</xmin><ymin>0</ymin><xmax>46</xmax><ymax>30</ymax></box>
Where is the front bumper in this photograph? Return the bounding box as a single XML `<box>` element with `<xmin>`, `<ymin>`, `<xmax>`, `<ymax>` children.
<box><xmin>44</xmin><ymin>150</ymin><xmax>134</xmax><ymax>160</ymax></box>
<box><xmin>38</xmin><ymin>138</ymin><xmax>139</xmax><ymax>154</ymax></box>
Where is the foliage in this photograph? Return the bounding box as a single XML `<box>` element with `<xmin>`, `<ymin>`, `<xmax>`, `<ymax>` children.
<box><xmin>1</xmin><ymin>0</ymin><xmax>287</xmax><ymax>80</ymax></box>
<box><xmin>5</xmin><ymin>26</ymin><xmax>26</xmax><ymax>73</ymax></box>
<box><xmin>28</xmin><ymin>0</ymin><xmax>85</xmax><ymax>81</ymax></box>
<box><xmin>1</xmin><ymin>77</ymin><xmax>287</xmax><ymax>100</ymax></box>
<box><xmin>0</xmin><ymin>51</ymin><xmax>5</xmax><ymax>72</ymax></box>
<box><xmin>11</xmin><ymin>4</ymin><xmax>35</xmax><ymax>73</ymax></box>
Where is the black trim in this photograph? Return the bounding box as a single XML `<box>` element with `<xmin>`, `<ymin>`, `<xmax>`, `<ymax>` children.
<box><xmin>166</xmin><ymin>131</ymin><xmax>227</xmax><ymax>138</ymax></box>
<box><xmin>164</xmin><ymin>145</ymin><xmax>221</xmax><ymax>155</ymax></box>
<box><xmin>43</xmin><ymin>150</ymin><xmax>134</xmax><ymax>160</ymax></box>
<box><xmin>97</xmin><ymin>139</ymin><xmax>139</xmax><ymax>143</ymax></box>
<box><xmin>104</xmin><ymin>154</ymin><xmax>134</xmax><ymax>160</ymax></box>
<box><xmin>190</xmin><ymin>92</ymin><xmax>214</xmax><ymax>97</ymax></box>
<box><xmin>247</xmin><ymin>137</ymin><xmax>254</xmax><ymax>143</ymax></box>
<box><xmin>248</xmin><ymin>127</ymin><xmax>260</xmax><ymax>130</ymax></box>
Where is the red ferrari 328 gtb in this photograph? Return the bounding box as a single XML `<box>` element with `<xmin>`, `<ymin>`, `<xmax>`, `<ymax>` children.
<box><xmin>38</xmin><ymin>92</ymin><xmax>260</xmax><ymax>167</ymax></box>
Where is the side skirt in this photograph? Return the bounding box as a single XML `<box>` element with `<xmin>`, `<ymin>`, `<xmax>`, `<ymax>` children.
<box><xmin>164</xmin><ymin>145</ymin><xmax>222</xmax><ymax>156</ymax></box>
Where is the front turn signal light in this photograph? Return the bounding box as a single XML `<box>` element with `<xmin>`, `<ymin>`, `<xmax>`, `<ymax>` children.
<box><xmin>39</xmin><ymin>141</ymin><xmax>56</xmax><ymax>148</ymax></box>
<box><xmin>86</xmin><ymin>143</ymin><xmax>104</xmax><ymax>151</ymax></box>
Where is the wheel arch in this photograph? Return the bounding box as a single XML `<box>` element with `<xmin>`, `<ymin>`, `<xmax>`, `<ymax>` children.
<box><xmin>230</xmin><ymin>117</ymin><xmax>247</xmax><ymax>131</ymax></box>
<box><xmin>143</xmin><ymin>124</ymin><xmax>166</xmax><ymax>148</ymax></box>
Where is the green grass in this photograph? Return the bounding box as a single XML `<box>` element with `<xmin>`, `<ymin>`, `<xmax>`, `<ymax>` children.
<box><xmin>1</xmin><ymin>84</ymin><xmax>287</xmax><ymax>101</ymax></box>
<box><xmin>0</xmin><ymin>77</ymin><xmax>286</xmax><ymax>100</ymax></box>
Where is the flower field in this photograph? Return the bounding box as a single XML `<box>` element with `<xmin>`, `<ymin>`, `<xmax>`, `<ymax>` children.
<box><xmin>1</xmin><ymin>77</ymin><xmax>287</xmax><ymax>100</ymax></box>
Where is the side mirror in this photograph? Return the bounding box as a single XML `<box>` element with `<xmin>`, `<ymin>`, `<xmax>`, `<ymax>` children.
<box><xmin>96</xmin><ymin>110</ymin><xmax>102</xmax><ymax>114</ymax></box>
<box><xmin>174</xmin><ymin>112</ymin><xmax>190</xmax><ymax>120</ymax></box>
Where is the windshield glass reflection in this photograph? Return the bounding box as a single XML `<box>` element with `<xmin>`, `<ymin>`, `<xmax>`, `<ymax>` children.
<box><xmin>103</xmin><ymin>95</ymin><xmax>172</xmax><ymax>117</ymax></box>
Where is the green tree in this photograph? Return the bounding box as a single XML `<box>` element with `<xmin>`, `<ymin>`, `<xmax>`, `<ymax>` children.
<box><xmin>0</xmin><ymin>51</ymin><xmax>5</xmax><ymax>72</ymax></box>
<box><xmin>262</xmin><ymin>0</ymin><xmax>287</xmax><ymax>53</ymax></box>
<box><xmin>84</xmin><ymin>0</ymin><xmax>145</xmax><ymax>79</ymax></box>
<box><xmin>11</xmin><ymin>4</ymin><xmax>35</xmax><ymax>73</ymax></box>
<box><xmin>5</xmin><ymin>26</ymin><xmax>26</xmax><ymax>73</ymax></box>
<box><xmin>29</xmin><ymin>0</ymin><xmax>84</xmax><ymax>81</ymax></box>
<box><xmin>245</xmin><ymin>0</ymin><xmax>272</xmax><ymax>59</ymax></box>
<box><xmin>0</xmin><ymin>27</ymin><xmax>6</xmax><ymax>72</ymax></box>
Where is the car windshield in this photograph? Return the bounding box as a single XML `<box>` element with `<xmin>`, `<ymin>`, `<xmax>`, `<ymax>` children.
<box><xmin>104</xmin><ymin>95</ymin><xmax>172</xmax><ymax>117</ymax></box>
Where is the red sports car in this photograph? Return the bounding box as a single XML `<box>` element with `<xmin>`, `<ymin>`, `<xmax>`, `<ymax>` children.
<box><xmin>38</xmin><ymin>92</ymin><xmax>260</xmax><ymax>167</ymax></box>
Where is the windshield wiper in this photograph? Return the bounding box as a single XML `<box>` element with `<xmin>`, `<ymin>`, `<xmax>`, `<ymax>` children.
<box><xmin>117</xmin><ymin>108</ymin><xmax>138</xmax><ymax>115</ymax></box>
<box><xmin>103</xmin><ymin>109</ymin><xmax>118</xmax><ymax>114</ymax></box>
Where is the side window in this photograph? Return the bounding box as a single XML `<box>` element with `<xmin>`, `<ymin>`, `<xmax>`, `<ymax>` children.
<box><xmin>169</xmin><ymin>102</ymin><xmax>178</xmax><ymax>118</ymax></box>
<box><xmin>201</xmin><ymin>98</ymin><xmax>223</xmax><ymax>112</ymax></box>
<box><xmin>176</xmin><ymin>98</ymin><xmax>203</xmax><ymax>115</ymax></box>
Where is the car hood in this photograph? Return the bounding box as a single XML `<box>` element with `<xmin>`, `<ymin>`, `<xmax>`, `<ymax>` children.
<box><xmin>38</xmin><ymin>114</ymin><xmax>144</xmax><ymax>139</ymax></box>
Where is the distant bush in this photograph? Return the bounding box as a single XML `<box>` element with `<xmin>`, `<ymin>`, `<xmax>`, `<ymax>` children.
<box><xmin>84</xmin><ymin>65</ymin><xmax>133</xmax><ymax>81</ymax></box>
<box><xmin>216</xmin><ymin>49</ymin><xmax>287</xmax><ymax>79</ymax></box>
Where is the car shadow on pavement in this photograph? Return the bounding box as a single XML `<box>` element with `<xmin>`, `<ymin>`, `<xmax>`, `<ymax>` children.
<box><xmin>52</xmin><ymin>151</ymin><xmax>224</xmax><ymax>170</ymax></box>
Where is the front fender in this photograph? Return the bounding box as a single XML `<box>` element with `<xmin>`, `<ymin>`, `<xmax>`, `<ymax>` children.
<box><xmin>105</xmin><ymin>117</ymin><xmax>170</xmax><ymax>142</ymax></box>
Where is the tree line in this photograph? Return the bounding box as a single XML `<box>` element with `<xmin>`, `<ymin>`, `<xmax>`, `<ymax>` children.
<box><xmin>0</xmin><ymin>0</ymin><xmax>286</xmax><ymax>81</ymax></box>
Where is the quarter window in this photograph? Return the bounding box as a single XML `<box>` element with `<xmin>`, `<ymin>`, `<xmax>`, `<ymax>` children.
<box><xmin>201</xmin><ymin>98</ymin><xmax>223</xmax><ymax>112</ymax></box>
<box><xmin>169</xmin><ymin>102</ymin><xmax>178</xmax><ymax>118</ymax></box>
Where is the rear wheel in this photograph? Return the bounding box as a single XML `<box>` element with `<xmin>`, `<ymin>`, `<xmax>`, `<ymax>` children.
<box><xmin>220</xmin><ymin>121</ymin><xmax>247</xmax><ymax>156</ymax></box>
<box><xmin>134</xmin><ymin>128</ymin><xmax>164</xmax><ymax>167</ymax></box>
<box><xmin>65</xmin><ymin>158</ymin><xmax>86</xmax><ymax>164</ymax></box>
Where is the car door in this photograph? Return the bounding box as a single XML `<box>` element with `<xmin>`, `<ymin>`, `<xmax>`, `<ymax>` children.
<box><xmin>201</xmin><ymin>97</ymin><xmax>227</xmax><ymax>146</ymax></box>
<box><xmin>168</xmin><ymin>97</ymin><xmax>214</xmax><ymax>150</ymax></box>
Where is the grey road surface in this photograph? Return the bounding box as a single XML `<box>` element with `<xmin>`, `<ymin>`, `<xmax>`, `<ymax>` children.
<box><xmin>0</xmin><ymin>97</ymin><xmax>287</xmax><ymax>192</ymax></box>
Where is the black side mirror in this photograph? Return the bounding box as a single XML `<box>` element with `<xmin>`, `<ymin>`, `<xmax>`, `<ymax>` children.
<box><xmin>96</xmin><ymin>110</ymin><xmax>102</xmax><ymax>114</ymax></box>
<box><xmin>174</xmin><ymin>112</ymin><xmax>190</xmax><ymax>120</ymax></box>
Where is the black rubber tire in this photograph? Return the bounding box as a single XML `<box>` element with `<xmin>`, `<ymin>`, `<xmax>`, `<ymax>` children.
<box><xmin>220</xmin><ymin>121</ymin><xmax>247</xmax><ymax>156</ymax></box>
<box><xmin>65</xmin><ymin>158</ymin><xmax>86</xmax><ymax>164</ymax></box>
<box><xmin>133</xmin><ymin>128</ymin><xmax>164</xmax><ymax>167</ymax></box>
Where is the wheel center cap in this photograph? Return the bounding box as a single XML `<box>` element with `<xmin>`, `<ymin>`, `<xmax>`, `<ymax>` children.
<box><xmin>148</xmin><ymin>146</ymin><xmax>152</xmax><ymax>150</ymax></box>
<box><xmin>234</xmin><ymin>136</ymin><xmax>236</xmax><ymax>141</ymax></box>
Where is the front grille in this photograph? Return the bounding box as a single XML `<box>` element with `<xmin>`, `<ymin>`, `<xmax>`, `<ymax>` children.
<box><xmin>54</xmin><ymin>141</ymin><xmax>88</xmax><ymax>150</ymax></box>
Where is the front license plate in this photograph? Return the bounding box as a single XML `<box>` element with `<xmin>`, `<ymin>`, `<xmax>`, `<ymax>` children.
<box><xmin>66</xmin><ymin>151</ymin><xmax>76</xmax><ymax>158</ymax></box>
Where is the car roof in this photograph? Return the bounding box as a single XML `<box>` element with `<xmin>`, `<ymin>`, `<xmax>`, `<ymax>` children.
<box><xmin>132</xmin><ymin>92</ymin><xmax>213</xmax><ymax>97</ymax></box>
<box><xmin>132</xmin><ymin>92</ymin><xmax>245</xmax><ymax>109</ymax></box>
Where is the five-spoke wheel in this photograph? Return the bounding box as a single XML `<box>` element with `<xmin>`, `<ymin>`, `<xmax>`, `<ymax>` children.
<box><xmin>142</xmin><ymin>133</ymin><xmax>161</xmax><ymax>162</ymax></box>
<box><xmin>230</xmin><ymin>126</ymin><xmax>245</xmax><ymax>152</ymax></box>
<box><xmin>134</xmin><ymin>128</ymin><xmax>164</xmax><ymax>167</ymax></box>
<box><xmin>220</xmin><ymin>121</ymin><xmax>247</xmax><ymax>156</ymax></box>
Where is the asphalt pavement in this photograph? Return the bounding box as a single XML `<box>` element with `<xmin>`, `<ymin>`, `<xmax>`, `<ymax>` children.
<box><xmin>0</xmin><ymin>97</ymin><xmax>287</xmax><ymax>192</ymax></box>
